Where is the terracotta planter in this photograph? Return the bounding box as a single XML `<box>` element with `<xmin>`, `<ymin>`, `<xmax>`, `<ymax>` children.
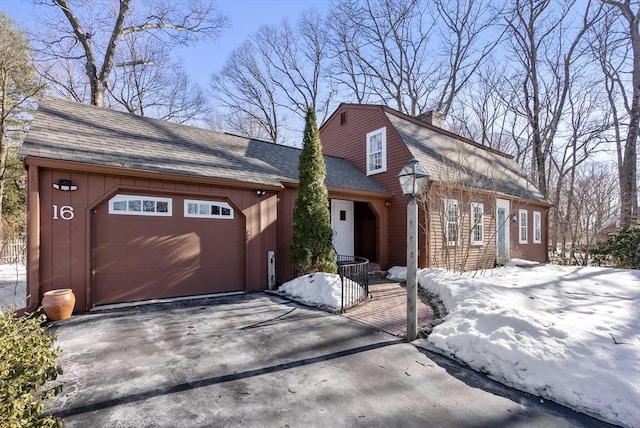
<box><xmin>42</xmin><ymin>289</ymin><xmax>76</xmax><ymax>321</ymax></box>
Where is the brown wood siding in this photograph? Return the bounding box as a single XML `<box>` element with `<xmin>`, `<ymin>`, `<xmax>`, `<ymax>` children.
<box><xmin>426</xmin><ymin>187</ymin><xmax>497</xmax><ymax>271</ymax></box>
<box><xmin>425</xmin><ymin>186</ymin><xmax>549</xmax><ymax>270</ymax></box>
<box><xmin>30</xmin><ymin>165</ymin><xmax>277</xmax><ymax>312</ymax></box>
<box><xmin>510</xmin><ymin>201</ymin><xmax>549</xmax><ymax>263</ymax></box>
<box><xmin>328</xmin><ymin>190</ymin><xmax>389</xmax><ymax>267</ymax></box>
<box><xmin>24</xmin><ymin>165</ymin><xmax>41</xmax><ymax>314</ymax></box>
<box><xmin>320</xmin><ymin>105</ymin><xmax>549</xmax><ymax>270</ymax></box>
<box><xmin>321</xmin><ymin>105</ymin><xmax>415</xmax><ymax>269</ymax></box>
<box><xmin>277</xmin><ymin>188</ymin><xmax>297</xmax><ymax>283</ymax></box>
<box><xmin>276</xmin><ymin>186</ymin><xmax>388</xmax><ymax>285</ymax></box>
<box><xmin>245</xmin><ymin>192</ymin><xmax>278</xmax><ymax>291</ymax></box>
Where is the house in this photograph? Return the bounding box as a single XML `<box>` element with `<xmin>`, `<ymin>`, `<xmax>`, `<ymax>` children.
<box><xmin>319</xmin><ymin>104</ymin><xmax>551</xmax><ymax>272</ymax></box>
<box><xmin>20</xmin><ymin>97</ymin><xmax>549</xmax><ymax>314</ymax></box>
<box><xmin>19</xmin><ymin>97</ymin><xmax>389</xmax><ymax>313</ymax></box>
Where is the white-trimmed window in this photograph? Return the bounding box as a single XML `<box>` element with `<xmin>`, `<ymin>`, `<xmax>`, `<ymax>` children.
<box><xmin>533</xmin><ymin>211</ymin><xmax>542</xmax><ymax>244</ymax></box>
<box><xmin>470</xmin><ymin>203</ymin><xmax>484</xmax><ymax>245</ymax></box>
<box><xmin>184</xmin><ymin>199</ymin><xmax>234</xmax><ymax>219</ymax></box>
<box><xmin>109</xmin><ymin>194</ymin><xmax>172</xmax><ymax>216</ymax></box>
<box><xmin>366</xmin><ymin>127</ymin><xmax>387</xmax><ymax>175</ymax></box>
<box><xmin>519</xmin><ymin>209</ymin><xmax>528</xmax><ymax>244</ymax></box>
<box><xmin>444</xmin><ymin>199</ymin><xmax>459</xmax><ymax>246</ymax></box>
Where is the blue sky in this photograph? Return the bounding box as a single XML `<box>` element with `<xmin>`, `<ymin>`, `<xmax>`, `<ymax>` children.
<box><xmin>1</xmin><ymin>0</ymin><xmax>331</xmax><ymax>90</ymax></box>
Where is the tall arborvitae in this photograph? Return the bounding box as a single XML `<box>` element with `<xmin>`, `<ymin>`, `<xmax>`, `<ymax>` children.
<box><xmin>291</xmin><ymin>108</ymin><xmax>337</xmax><ymax>274</ymax></box>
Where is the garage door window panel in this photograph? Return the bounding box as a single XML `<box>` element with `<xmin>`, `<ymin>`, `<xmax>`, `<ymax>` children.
<box><xmin>185</xmin><ymin>199</ymin><xmax>234</xmax><ymax>219</ymax></box>
<box><xmin>109</xmin><ymin>195</ymin><xmax>172</xmax><ymax>216</ymax></box>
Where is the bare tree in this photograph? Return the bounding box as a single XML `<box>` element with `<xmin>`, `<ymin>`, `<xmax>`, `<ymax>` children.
<box><xmin>211</xmin><ymin>40</ymin><xmax>284</xmax><ymax>144</ymax></box>
<box><xmin>431</xmin><ymin>0</ymin><xmax>506</xmax><ymax>116</ymax></box>
<box><xmin>548</xmin><ymin>85</ymin><xmax>610</xmax><ymax>258</ymax></box>
<box><xmin>553</xmin><ymin>162</ymin><xmax>618</xmax><ymax>264</ymax></box>
<box><xmin>328</xmin><ymin>0</ymin><xmax>439</xmax><ymax>115</ymax></box>
<box><xmin>450</xmin><ymin>62</ymin><xmax>528</xmax><ymax>160</ymax></box>
<box><xmin>0</xmin><ymin>13</ymin><xmax>43</xmax><ymax>239</ymax></box>
<box><xmin>201</xmin><ymin>107</ymin><xmax>269</xmax><ymax>141</ymax></box>
<box><xmin>211</xmin><ymin>10</ymin><xmax>333</xmax><ymax>145</ymax></box>
<box><xmin>107</xmin><ymin>34</ymin><xmax>209</xmax><ymax>123</ymax></box>
<box><xmin>503</xmin><ymin>0</ymin><xmax>602</xmax><ymax>198</ymax></box>
<box><xmin>591</xmin><ymin>0</ymin><xmax>640</xmax><ymax>226</ymax></box>
<box><xmin>328</xmin><ymin>0</ymin><xmax>504</xmax><ymax>117</ymax></box>
<box><xmin>33</xmin><ymin>0</ymin><xmax>227</xmax><ymax>108</ymax></box>
<box><xmin>256</xmin><ymin>10</ymin><xmax>335</xmax><ymax>122</ymax></box>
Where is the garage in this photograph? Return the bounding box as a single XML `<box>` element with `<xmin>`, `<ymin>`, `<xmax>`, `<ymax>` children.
<box><xmin>92</xmin><ymin>193</ymin><xmax>244</xmax><ymax>306</ymax></box>
<box><xmin>20</xmin><ymin>97</ymin><xmax>386</xmax><ymax>313</ymax></box>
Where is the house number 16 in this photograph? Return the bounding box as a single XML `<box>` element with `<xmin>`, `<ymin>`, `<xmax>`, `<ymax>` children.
<box><xmin>52</xmin><ymin>205</ymin><xmax>75</xmax><ymax>220</ymax></box>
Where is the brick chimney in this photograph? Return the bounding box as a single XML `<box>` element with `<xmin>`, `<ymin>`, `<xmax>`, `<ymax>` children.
<box><xmin>416</xmin><ymin>110</ymin><xmax>445</xmax><ymax>128</ymax></box>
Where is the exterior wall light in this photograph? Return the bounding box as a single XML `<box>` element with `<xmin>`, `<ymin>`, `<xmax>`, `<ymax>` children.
<box><xmin>397</xmin><ymin>157</ymin><xmax>429</xmax><ymax>341</ymax></box>
<box><xmin>53</xmin><ymin>179</ymin><xmax>78</xmax><ymax>191</ymax></box>
<box><xmin>256</xmin><ymin>190</ymin><xmax>266</xmax><ymax>197</ymax></box>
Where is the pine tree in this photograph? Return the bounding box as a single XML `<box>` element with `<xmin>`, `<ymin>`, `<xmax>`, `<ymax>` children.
<box><xmin>291</xmin><ymin>108</ymin><xmax>337</xmax><ymax>274</ymax></box>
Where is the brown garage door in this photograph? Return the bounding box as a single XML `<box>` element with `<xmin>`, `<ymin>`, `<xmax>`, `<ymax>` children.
<box><xmin>92</xmin><ymin>194</ymin><xmax>244</xmax><ymax>306</ymax></box>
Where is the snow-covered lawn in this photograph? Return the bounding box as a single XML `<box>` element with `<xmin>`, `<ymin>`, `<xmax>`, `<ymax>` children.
<box><xmin>0</xmin><ymin>263</ymin><xmax>26</xmax><ymax>311</ymax></box>
<box><xmin>388</xmin><ymin>262</ymin><xmax>639</xmax><ymax>428</ymax></box>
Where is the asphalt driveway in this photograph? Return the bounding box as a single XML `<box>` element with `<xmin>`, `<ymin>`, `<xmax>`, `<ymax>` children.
<box><xmin>46</xmin><ymin>293</ymin><xmax>612</xmax><ymax>427</ymax></box>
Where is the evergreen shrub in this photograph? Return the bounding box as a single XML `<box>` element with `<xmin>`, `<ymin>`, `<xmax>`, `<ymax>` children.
<box><xmin>591</xmin><ymin>224</ymin><xmax>640</xmax><ymax>269</ymax></box>
<box><xmin>0</xmin><ymin>308</ymin><xmax>62</xmax><ymax>427</ymax></box>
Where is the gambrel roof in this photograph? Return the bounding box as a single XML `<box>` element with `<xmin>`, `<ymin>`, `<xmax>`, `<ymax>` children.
<box><xmin>20</xmin><ymin>96</ymin><xmax>387</xmax><ymax>195</ymax></box>
<box><xmin>383</xmin><ymin>108</ymin><xmax>549</xmax><ymax>204</ymax></box>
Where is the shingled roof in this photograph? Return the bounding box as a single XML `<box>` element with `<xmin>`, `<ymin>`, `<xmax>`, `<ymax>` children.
<box><xmin>20</xmin><ymin>96</ymin><xmax>387</xmax><ymax>195</ymax></box>
<box><xmin>383</xmin><ymin>108</ymin><xmax>549</xmax><ymax>204</ymax></box>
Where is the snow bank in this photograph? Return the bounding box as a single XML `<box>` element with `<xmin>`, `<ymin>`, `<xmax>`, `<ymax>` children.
<box><xmin>386</xmin><ymin>266</ymin><xmax>407</xmax><ymax>281</ymax></box>
<box><xmin>279</xmin><ymin>273</ymin><xmax>362</xmax><ymax>310</ymax></box>
<box><xmin>415</xmin><ymin>265</ymin><xmax>640</xmax><ymax>428</ymax></box>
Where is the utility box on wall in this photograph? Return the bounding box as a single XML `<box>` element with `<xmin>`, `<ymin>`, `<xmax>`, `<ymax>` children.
<box><xmin>268</xmin><ymin>251</ymin><xmax>276</xmax><ymax>290</ymax></box>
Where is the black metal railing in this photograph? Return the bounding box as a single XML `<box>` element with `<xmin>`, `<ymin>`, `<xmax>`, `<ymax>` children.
<box><xmin>336</xmin><ymin>255</ymin><xmax>369</xmax><ymax>312</ymax></box>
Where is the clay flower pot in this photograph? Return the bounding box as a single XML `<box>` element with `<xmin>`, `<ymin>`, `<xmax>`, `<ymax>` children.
<box><xmin>42</xmin><ymin>289</ymin><xmax>76</xmax><ymax>321</ymax></box>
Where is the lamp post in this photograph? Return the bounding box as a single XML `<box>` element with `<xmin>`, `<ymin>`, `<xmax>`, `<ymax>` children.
<box><xmin>398</xmin><ymin>157</ymin><xmax>429</xmax><ymax>341</ymax></box>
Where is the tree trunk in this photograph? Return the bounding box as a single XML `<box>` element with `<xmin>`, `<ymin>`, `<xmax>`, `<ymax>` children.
<box><xmin>90</xmin><ymin>76</ymin><xmax>105</xmax><ymax>107</ymax></box>
<box><xmin>0</xmin><ymin>79</ymin><xmax>7</xmax><ymax>240</ymax></box>
<box><xmin>604</xmin><ymin>0</ymin><xmax>640</xmax><ymax>226</ymax></box>
<box><xmin>620</xmin><ymin>24</ymin><xmax>639</xmax><ymax>226</ymax></box>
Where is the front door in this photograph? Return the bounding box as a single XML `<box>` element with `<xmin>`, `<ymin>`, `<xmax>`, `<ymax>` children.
<box><xmin>496</xmin><ymin>199</ymin><xmax>510</xmax><ymax>264</ymax></box>
<box><xmin>331</xmin><ymin>199</ymin><xmax>354</xmax><ymax>257</ymax></box>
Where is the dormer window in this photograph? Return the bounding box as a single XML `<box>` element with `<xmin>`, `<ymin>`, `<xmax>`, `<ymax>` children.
<box><xmin>366</xmin><ymin>127</ymin><xmax>387</xmax><ymax>175</ymax></box>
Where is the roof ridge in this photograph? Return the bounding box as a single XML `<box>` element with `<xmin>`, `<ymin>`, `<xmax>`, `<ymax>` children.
<box><xmin>39</xmin><ymin>95</ymin><xmax>285</xmax><ymax>145</ymax></box>
<box><xmin>381</xmin><ymin>106</ymin><xmax>514</xmax><ymax>160</ymax></box>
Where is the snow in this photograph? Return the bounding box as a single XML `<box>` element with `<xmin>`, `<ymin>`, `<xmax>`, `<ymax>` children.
<box><xmin>0</xmin><ymin>263</ymin><xmax>26</xmax><ymax>311</ymax></box>
<box><xmin>279</xmin><ymin>272</ymin><xmax>363</xmax><ymax>310</ymax></box>
<box><xmin>282</xmin><ymin>263</ymin><xmax>639</xmax><ymax>426</ymax></box>
<box><xmin>398</xmin><ymin>264</ymin><xmax>638</xmax><ymax>428</ymax></box>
